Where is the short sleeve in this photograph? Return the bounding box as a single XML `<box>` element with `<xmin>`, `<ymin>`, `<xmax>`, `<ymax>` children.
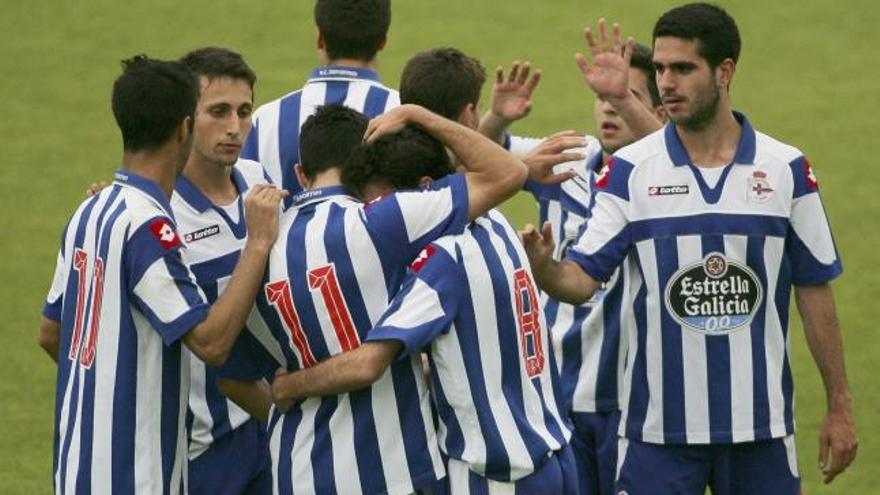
<box><xmin>241</xmin><ymin>121</ymin><xmax>260</xmax><ymax>162</ymax></box>
<box><xmin>128</xmin><ymin>216</ymin><xmax>209</xmax><ymax>346</ymax></box>
<box><xmin>786</xmin><ymin>156</ymin><xmax>843</xmax><ymax>285</ymax></box>
<box><xmin>363</xmin><ymin>173</ymin><xmax>469</xmax><ymax>266</ymax></box>
<box><xmin>42</xmin><ymin>248</ymin><xmax>66</xmax><ymax>322</ymax></box>
<box><xmin>365</xmin><ymin>245</ymin><xmax>461</xmax><ymax>358</ymax></box>
<box><xmin>564</xmin><ymin>157</ymin><xmax>634</xmax><ymax>282</ymax></box>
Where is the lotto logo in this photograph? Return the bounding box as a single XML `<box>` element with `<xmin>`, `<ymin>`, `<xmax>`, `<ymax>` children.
<box><xmin>648</xmin><ymin>185</ymin><xmax>689</xmax><ymax>196</ymax></box>
<box><xmin>410</xmin><ymin>245</ymin><xmax>437</xmax><ymax>272</ymax></box>
<box><xmin>149</xmin><ymin>219</ymin><xmax>180</xmax><ymax>250</ymax></box>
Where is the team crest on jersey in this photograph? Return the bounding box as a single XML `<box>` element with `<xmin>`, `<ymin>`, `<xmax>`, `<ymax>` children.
<box><xmin>183</xmin><ymin>224</ymin><xmax>220</xmax><ymax>244</ymax></box>
<box><xmin>149</xmin><ymin>219</ymin><xmax>180</xmax><ymax>250</ymax></box>
<box><xmin>648</xmin><ymin>185</ymin><xmax>689</xmax><ymax>196</ymax></box>
<box><xmin>410</xmin><ymin>245</ymin><xmax>437</xmax><ymax>272</ymax></box>
<box><xmin>664</xmin><ymin>252</ymin><xmax>763</xmax><ymax>335</ymax></box>
<box><xmin>747</xmin><ymin>170</ymin><xmax>775</xmax><ymax>203</ymax></box>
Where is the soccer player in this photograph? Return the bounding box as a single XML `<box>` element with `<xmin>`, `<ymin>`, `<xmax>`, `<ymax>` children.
<box><xmin>522</xmin><ymin>4</ymin><xmax>858</xmax><ymax>493</ymax></box>
<box><xmin>270</xmin><ymin>132</ymin><xmax>576</xmax><ymax>494</ymax></box>
<box><xmin>36</xmin><ymin>56</ymin><xmax>284</xmax><ymax>493</ymax></box>
<box><xmin>174</xmin><ymin>47</ymin><xmax>275</xmax><ymax>494</ymax></box>
<box><xmin>222</xmin><ymin>103</ymin><xmax>571</xmax><ymax>495</ymax></box>
<box><xmin>242</xmin><ymin>0</ymin><xmax>397</xmax><ymax>208</ymax></box>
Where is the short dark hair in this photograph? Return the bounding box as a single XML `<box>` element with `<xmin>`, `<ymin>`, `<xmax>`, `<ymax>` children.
<box><xmin>653</xmin><ymin>3</ymin><xmax>741</xmax><ymax>68</ymax></box>
<box><xmin>111</xmin><ymin>55</ymin><xmax>198</xmax><ymax>152</ymax></box>
<box><xmin>299</xmin><ymin>104</ymin><xmax>369</xmax><ymax>180</ymax></box>
<box><xmin>314</xmin><ymin>0</ymin><xmax>391</xmax><ymax>62</ymax></box>
<box><xmin>400</xmin><ymin>48</ymin><xmax>486</xmax><ymax>120</ymax></box>
<box><xmin>342</xmin><ymin>128</ymin><xmax>454</xmax><ymax>197</ymax></box>
<box><xmin>629</xmin><ymin>43</ymin><xmax>661</xmax><ymax>107</ymax></box>
<box><xmin>179</xmin><ymin>46</ymin><xmax>257</xmax><ymax>90</ymax></box>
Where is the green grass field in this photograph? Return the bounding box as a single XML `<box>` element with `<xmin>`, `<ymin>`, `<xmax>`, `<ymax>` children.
<box><xmin>2</xmin><ymin>0</ymin><xmax>878</xmax><ymax>492</ymax></box>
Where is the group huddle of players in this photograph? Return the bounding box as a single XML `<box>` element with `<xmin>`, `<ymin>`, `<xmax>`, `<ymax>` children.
<box><xmin>38</xmin><ymin>1</ymin><xmax>859</xmax><ymax>494</ymax></box>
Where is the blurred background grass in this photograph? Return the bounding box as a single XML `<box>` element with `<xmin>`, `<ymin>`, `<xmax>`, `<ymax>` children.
<box><xmin>1</xmin><ymin>1</ymin><xmax>877</xmax><ymax>492</ymax></box>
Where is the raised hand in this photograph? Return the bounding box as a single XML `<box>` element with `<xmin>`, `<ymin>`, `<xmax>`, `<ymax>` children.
<box><xmin>521</xmin><ymin>130</ymin><xmax>586</xmax><ymax>185</ymax></box>
<box><xmin>244</xmin><ymin>184</ymin><xmax>287</xmax><ymax>249</ymax></box>
<box><xmin>520</xmin><ymin>221</ymin><xmax>556</xmax><ymax>271</ymax></box>
<box><xmin>490</xmin><ymin>61</ymin><xmax>542</xmax><ymax>123</ymax></box>
<box><xmin>575</xmin><ymin>18</ymin><xmax>633</xmax><ymax>101</ymax></box>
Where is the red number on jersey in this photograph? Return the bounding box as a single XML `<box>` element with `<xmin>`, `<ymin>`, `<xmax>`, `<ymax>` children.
<box><xmin>68</xmin><ymin>249</ymin><xmax>89</xmax><ymax>361</ymax></box>
<box><xmin>68</xmin><ymin>250</ymin><xmax>106</xmax><ymax>368</ymax></box>
<box><xmin>265</xmin><ymin>280</ymin><xmax>317</xmax><ymax>368</ymax></box>
<box><xmin>513</xmin><ymin>268</ymin><xmax>545</xmax><ymax>378</ymax></box>
<box><xmin>308</xmin><ymin>264</ymin><xmax>359</xmax><ymax>352</ymax></box>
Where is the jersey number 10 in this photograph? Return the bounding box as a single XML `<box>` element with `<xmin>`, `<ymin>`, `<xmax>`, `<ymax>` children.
<box><xmin>68</xmin><ymin>248</ymin><xmax>106</xmax><ymax>369</ymax></box>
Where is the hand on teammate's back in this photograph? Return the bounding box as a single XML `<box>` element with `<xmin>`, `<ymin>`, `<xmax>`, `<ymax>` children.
<box><xmin>244</xmin><ymin>184</ymin><xmax>286</xmax><ymax>249</ymax></box>
<box><xmin>521</xmin><ymin>131</ymin><xmax>586</xmax><ymax>185</ymax></box>
<box><xmin>575</xmin><ymin>17</ymin><xmax>634</xmax><ymax>101</ymax></box>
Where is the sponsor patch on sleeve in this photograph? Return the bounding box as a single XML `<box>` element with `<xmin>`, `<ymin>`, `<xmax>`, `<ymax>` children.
<box><xmin>410</xmin><ymin>245</ymin><xmax>437</xmax><ymax>272</ymax></box>
<box><xmin>149</xmin><ymin>218</ymin><xmax>181</xmax><ymax>250</ymax></box>
<box><xmin>802</xmin><ymin>157</ymin><xmax>819</xmax><ymax>191</ymax></box>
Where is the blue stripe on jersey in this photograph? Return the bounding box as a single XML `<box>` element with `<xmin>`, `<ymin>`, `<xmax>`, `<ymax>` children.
<box><xmin>701</xmin><ymin>236</ymin><xmax>733</xmax><ymax>443</ymax></box>
<box><xmin>275</xmin><ymin>409</ymin><xmax>301</xmax><ymax>495</ymax></box>
<box><xmin>363</xmin><ymin>85</ymin><xmax>391</xmax><ymax>117</ymax></box>
<box><xmin>277</xmin><ymin>92</ymin><xmax>303</xmax><ymax>205</ymax></box>
<box><xmin>748</xmin><ymin>235</ymin><xmax>771</xmax><ymax>437</ymax></box>
<box><xmin>776</xmin><ymin>260</ymin><xmax>795</xmax><ymax>435</ymax></box>
<box><xmin>654</xmin><ymin>237</ymin><xmax>686</xmax><ymax>440</ymax></box>
<box><xmin>629</xmin><ymin>214</ymin><xmax>788</xmax><ymax>242</ymax></box>
<box><xmin>324</xmin><ymin>80</ymin><xmax>350</xmax><ymax>105</ymax></box>
<box><xmin>111</xmin><ymin>292</ymin><xmax>137</xmax><ymax>494</ymax></box>
<box><xmin>625</xmin><ymin>256</ymin><xmax>650</xmax><ymax>441</ymax></box>
<box><xmin>161</xmin><ymin>343</ymin><xmax>182</xmax><ymax>488</ymax></box>
<box><xmin>324</xmin><ymin>204</ymin><xmax>373</xmax><ymax>338</ymax></box>
<box><xmin>312</xmin><ymin>396</ymin><xmax>342</xmax><ymax>494</ymax></box>
<box><xmin>242</xmin><ymin>120</ymin><xmax>259</xmax><ymax>162</ymax></box>
<box><xmin>594</xmin><ymin>272</ymin><xmax>625</xmax><ymax>408</ymax></box>
<box><xmin>349</xmin><ymin>387</ymin><xmax>387</xmax><ymax>493</ymax></box>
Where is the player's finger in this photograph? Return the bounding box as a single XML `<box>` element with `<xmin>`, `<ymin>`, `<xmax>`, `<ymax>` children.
<box><xmin>541</xmin><ymin>170</ymin><xmax>579</xmax><ymax>185</ymax></box>
<box><xmin>575</xmin><ymin>53</ymin><xmax>590</xmax><ymax>75</ymax></box>
<box><xmin>623</xmin><ymin>37</ymin><xmax>634</xmax><ymax>65</ymax></box>
<box><xmin>541</xmin><ymin>221</ymin><xmax>553</xmax><ymax>239</ymax></box>
<box><xmin>818</xmin><ymin>432</ymin><xmax>830</xmax><ymax>473</ymax></box>
<box><xmin>598</xmin><ymin>18</ymin><xmax>609</xmax><ymax>49</ymax></box>
<box><xmin>612</xmin><ymin>22</ymin><xmax>623</xmax><ymax>53</ymax></box>
<box><xmin>545</xmin><ymin>129</ymin><xmax>579</xmax><ymax>140</ymax></box>
<box><xmin>517</xmin><ymin>62</ymin><xmax>531</xmax><ymax>85</ymax></box>
<box><xmin>507</xmin><ymin>61</ymin><xmax>521</xmax><ymax>83</ymax></box>
<box><xmin>495</xmin><ymin>66</ymin><xmax>504</xmax><ymax>84</ymax></box>
<box><xmin>584</xmin><ymin>27</ymin><xmax>598</xmax><ymax>55</ymax></box>
<box><xmin>526</xmin><ymin>69</ymin><xmax>542</xmax><ymax>93</ymax></box>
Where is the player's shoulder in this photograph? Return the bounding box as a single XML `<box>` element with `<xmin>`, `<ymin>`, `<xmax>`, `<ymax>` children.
<box><xmin>752</xmin><ymin>129</ymin><xmax>804</xmax><ymax>166</ymax></box>
<box><xmin>615</xmin><ymin>127</ymin><xmax>667</xmax><ymax>165</ymax></box>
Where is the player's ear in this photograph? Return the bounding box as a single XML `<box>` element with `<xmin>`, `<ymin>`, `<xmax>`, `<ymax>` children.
<box><xmin>377</xmin><ymin>36</ymin><xmax>387</xmax><ymax>52</ymax></box>
<box><xmin>315</xmin><ymin>27</ymin><xmax>325</xmax><ymax>51</ymax></box>
<box><xmin>417</xmin><ymin>176</ymin><xmax>434</xmax><ymax>187</ymax></box>
<box><xmin>716</xmin><ymin>58</ymin><xmax>736</xmax><ymax>90</ymax></box>
<box><xmin>294</xmin><ymin>164</ymin><xmax>310</xmax><ymax>189</ymax></box>
<box><xmin>177</xmin><ymin>116</ymin><xmax>192</xmax><ymax>145</ymax></box>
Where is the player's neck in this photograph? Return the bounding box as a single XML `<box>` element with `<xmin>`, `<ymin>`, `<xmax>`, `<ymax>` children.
<box><xmin>182</xmin><ymin>156</ymin><xmax>238</xmax><ymax>205</ymax></box>
<box><xmin>122</xmin><ymin>148</ymin><xmax>181</xmax><ymax>197</ymax></box>
<box><xmin>321</xmin><ymin>57</ymin><xmax>376</xmax><ymax>69</ymax></box>
<box><xmin>676</xmin><ymin>104</ymin><xmax>741</xmax><ymax>168</ymax></box>
<box><xmin>304</xmin><ymin>168</ymin><xmax>343</xmax><ymax>190</ymax></box>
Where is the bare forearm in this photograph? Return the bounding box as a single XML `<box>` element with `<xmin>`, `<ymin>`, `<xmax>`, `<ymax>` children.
<box><xmin>477</xmin><ymin>112</ymin><xmax>511</xmax><ymax>146</ymax></box>
<box><xmin>533</xmin><ymin>259</ymin><xmax>598</xmax><ymax>305</ymax></box>
<box><xmin>186</xmin><ymin>242</ymin><xmax>271</xmax><ymax>366</ymax></box>
<box><xmin>217</xmin><ymin>378</ymin><xmax>272</xmax><ymax>423</ymax></box>
<box><xmin>274</xmin><ymin>342</ymin><xmax>399</xmax><ymax>401</ymax></box>
<box><xmin>796</xmin><ymin>284</ymin><xmax>852</xmax><ymax>410</ymax></box>
<box><xmin>37</xmin><ymin>316</ymin><xmax>61</xmax><ymax>362</ymax></box>
<box><xmin>607</xmin><ymin>93</ymin><xmax>663</xmax><ymax>139</ymax></box>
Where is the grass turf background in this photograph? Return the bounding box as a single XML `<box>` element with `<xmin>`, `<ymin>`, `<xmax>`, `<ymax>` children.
<box><xmin>1</xmin><ymin>0</ymin><xmax>877</xmax><ymax>492</ymax></box>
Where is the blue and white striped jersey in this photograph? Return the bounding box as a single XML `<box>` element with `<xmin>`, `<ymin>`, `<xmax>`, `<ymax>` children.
<box><xmin>507</xmin><ymin>134</ymin><xmax>627</xmax><ymax>415</ymax></box>
<box><xmin>226</xmin><ymin>175</ymin><xmax>469</xmax><ymax>495</ymax></box>
<box><xmin>242</xmin><ymin>66</ymin><xmax>399</xmax><ymax>208</ymax></box>
<box><xmin>366</xmin><ymin>209</ymin><xmax>571</xmax><ymax>482</ymax></box>
<box><xmin>566</xmin><ymin>113</ymin><xmax>842</xmax><ymax>445</ymax></box>
<box><xmin>171</xmin><ymin>159</ymin><xmax>281</xmax><ymax>460</ymax></box>
<box><xmin>43</xmin><ymin>170</ymin><xmax>209</xmax><ymax>494</ymax></box>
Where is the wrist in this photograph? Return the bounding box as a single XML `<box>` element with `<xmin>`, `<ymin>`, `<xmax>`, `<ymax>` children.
<box><xmin>243</xmin><ymin>238</ymin><xmax>273</xmax><ymax>256</ymax></box>
<box><xmin>485</xmin><ymin>111</ymin><xmax>514</xmax><ymax>128</ymax></box>
<box><xmin>605</xmin><ymin>91</ymin><xmax>635</xmax><ymax>108</ymax></box>
<box><xmin>828</xmin><ymin>390</ymin><xmax>854</xmax><ymax>413</ymax></box>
